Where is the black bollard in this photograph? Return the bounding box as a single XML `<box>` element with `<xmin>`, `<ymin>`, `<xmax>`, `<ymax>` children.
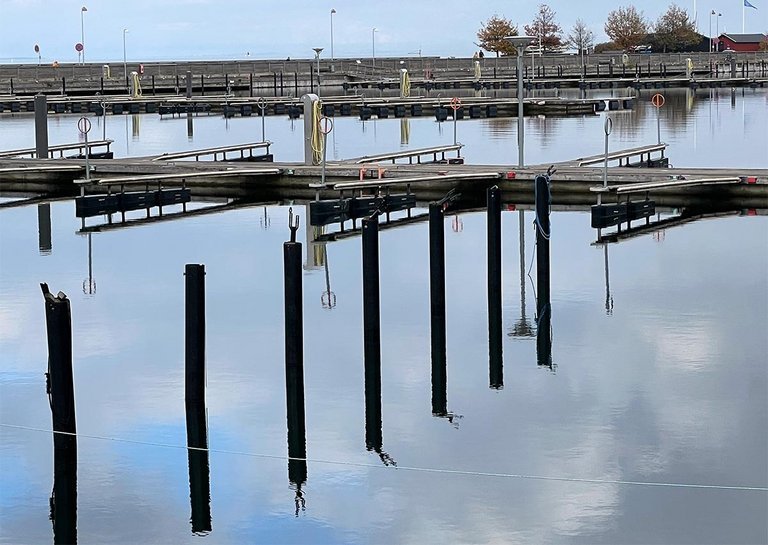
<box><xmin>487</xmin><ymin>187</ymin><xmax>503</xmax><ymax>389</ymax></box>
<box><xmin>185</xmin><ymin>400</ymin><xmax>211</xmax><ymax>534</ymax></box>
<box><xmin>41</xmin><ymin>284</ymin><xmax>76</xmax><ymax>437</ymax></box>
<box><xmin>185</xmin><ymin>264</ymin><xmax>206</xmax><ymax>405</ymax></box>
<box><xmin>51</xmin><ymin>433</ymin><xmax>77</xmax><ymax>545</ymax></box>
<box><xmin>284</xmin><ymin>211</ymin><xmax>307</xmax><ymax>492</ymax></box>
<box><xmin>429</xmin><ymin>203</ymin><xmax>447</xmax><ymax>415</ymax></box>
<box><xmin>534</xmin><ymin>174</ymin><xmax>552</xmax><ymax>369</ymax></box>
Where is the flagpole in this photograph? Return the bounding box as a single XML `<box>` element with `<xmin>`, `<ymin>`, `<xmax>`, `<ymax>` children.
<box><xmin>742</xmin><ymin>0</ymin><xmax>745</xmax><ymax>33</ymax></box>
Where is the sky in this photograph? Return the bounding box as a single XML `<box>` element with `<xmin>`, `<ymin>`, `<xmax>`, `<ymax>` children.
<box><xmin>0</xmin><ymin>0</ymin><xmax>766</xmax><ymax>62</ymax></box>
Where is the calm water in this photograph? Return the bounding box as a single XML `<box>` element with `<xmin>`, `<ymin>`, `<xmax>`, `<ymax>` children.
<box><xmin>1</xmin><ymin>88</ymin><xmax>767</xmax><ymax>544</ymax></box>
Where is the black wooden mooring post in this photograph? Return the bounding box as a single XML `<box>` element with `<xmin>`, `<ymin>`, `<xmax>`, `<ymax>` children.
<box><xmin>249</xmin><ymin>72</ymin><xmax>254</xmax><ymax>97</ymax></box>
<box><xmin>487</xmin><ymin>187</ymin><xmax>503</xmax><ymax>389</ymax></box>
<box><xmin>283</xmin><ymin>211</ymin><xmax>307</xmax><ymax>488</ymax></box>
<box><xmin>534</xmin><ymin>174</ymin><xmax>553</xmax><ymax>368</ymax></box>
<box><xmin>429</xmin><ymin>203</ymin><xmax>447</xmax><ymax>415</ymax></box>
<box><xmin>362</xmin><ymin>216</ymin><xmax>381</xmax><ymax>371</ymax></box>
<box><xmin>41</xmin><ymin>284</ymin><xmax>76</xmax><ymax>437</ymax></box>
<box><xmin>185</xmin><ymin>264</ymin><xmax>206</xmax><ymax>405</ymax></box>
<box><xmin>61</xmin><ymin>77</ymin><xmax>66</xmax><ymax>95</ymax></box>
<box><xmin>51</xmin><ymin>436</ymin><xmax>77</xmax><ymax>545</ymax></box>
<box><xmin>294</xmin><ymin>72</ymin><xmax>299</xmax><ymax>97</ymax></box>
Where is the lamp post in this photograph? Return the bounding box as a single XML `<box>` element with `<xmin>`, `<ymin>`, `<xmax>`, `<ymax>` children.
<box><xmin>330</xmin><ymin>9</ymin><xmax>336</xmax><ymax>61</ymax></box>
<box><xmin>123</xmin><ymin>29</ymin><xmax>129</xmax><ymax>82</ymax></box>
<box><xmin>80</xmin><ymin>6</ymin><xmax>88</xmax><ymax>64</ymax></box>
<box><xmin>312</xmin><ymin>47</ymin><xmax>323</xmax><ymax>96</ymax></box>
<box><xmin>505</xmin><ymin>36</ymin><xmax>534</xmax><ymax>168</ymax></box>
<box><xmin>716</xmin><ymin>12</ymin><xmax>722</xmax><ymax>52</ymax></box>
<box><xmin>372</xmin><ymin>27</ymin><xmax>378</xmax><ymax>68</ymax></box>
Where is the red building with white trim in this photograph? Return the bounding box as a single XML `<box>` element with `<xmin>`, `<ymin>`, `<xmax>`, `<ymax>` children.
<box><xmin>714</xmin><ymin>33</ymin><xmax>768</xmax><ymax>52</ymax></box>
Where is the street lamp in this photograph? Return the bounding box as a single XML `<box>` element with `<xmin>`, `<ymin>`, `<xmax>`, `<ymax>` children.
<box><xmin>716</xmin><ymin>12</ymin><xmax>722</xmax><ymax>52</ymax></box>
<box><xmin>372</xmin><ymin>27</ymin><xmax>378</xmax><ymax>68</ymax></box>
<box><xmin>80</xmin><ymin>6</ymin><xmax>88</xmax><ymax>64</ymax></box>
<box><xmin>505</xmin><ymin>35</ymin><xmax>535</xmax><ymax>168</ymax></box>
<box><xmin>330</xmin><ymin>9</ymin><xmax>336</xmax><ymax>61</ymax></box>
<box><xmin>123</xmin><ymin>29</ymin><xmax>129</xmax><ymax>82</ymax></box>
<box><xmin>312</xmin><ymin>47</ymin><xmax>323</xmax><ymax>96</ymax></box>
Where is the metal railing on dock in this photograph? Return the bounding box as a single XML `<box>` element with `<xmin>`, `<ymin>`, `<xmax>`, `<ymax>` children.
<box><xmin>151</xmin><ymin>142</ymin><xmax>273</xmax><ymax>162</ymax></box>
<box><xmin>352</xmin><ymin>144</ymin><xmax>463</xmax><ymax>165</ymax></box>
<box><xmin>0</xmin><ymin>140</ymin><xmax>113</xmax><ymax>159</ymax></box>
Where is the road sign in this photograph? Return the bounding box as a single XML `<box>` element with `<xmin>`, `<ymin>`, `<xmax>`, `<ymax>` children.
<box><xmin>651</xmin><ymin>93</ymin><xmax>665</xmax><ymax>108</ymax></box>
<box><xmin>75</xmin><ymin>43</ymin><xmax>84</xmax><ymax>52</ymax></box>
<box><xmin>450</xmin><ymin>97</ymin><xmax>462</xmax><ymax>111</ymax></box>
<box><xmin>77</xmin><ymin>117</ymin><xmax>92</xmax><ymax>134</ymax></box>
<box><xmin>604</xmin><ymin>116</ymin><xmax>612</xmax><ymax>135</ymax></box>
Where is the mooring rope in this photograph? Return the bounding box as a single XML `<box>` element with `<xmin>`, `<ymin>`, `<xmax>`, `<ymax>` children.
<box><xmin>1</xmin><ymin>423</ymin><xmax>765</xmax><ymax>492</ymax></box>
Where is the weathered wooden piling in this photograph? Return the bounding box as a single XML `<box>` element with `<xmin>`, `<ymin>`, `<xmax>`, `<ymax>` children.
<box><xmin>284</xmin><ymin>211</ymin><xmax>307</xmax><ymax>488</ymax></box>
<box><xmin>186</xmin><ymin>71</ymin><xmax>193</xmax><ymax>99</ymax></box>
<box><xmin>185</xmin><ymin>264</ymin><xmax>206</xmax><ymax>405</ymax></box>
<box><xmin>429</xmin><ymin>203</ymin><xmax>447</xmax><ymax>415</ymax></box>
<box><xmin>487</xmin><ymin>187</ymin><xmax>503</xmax><ymax>389</ymax></box>
<box><xmin>41</xmin><ymin>284</ymin><xmax>77</xmax><ymax>436</ymax></box>
<box><xmin>34</xmin><ymin>95</ymin><xmax>48</xmax><ymax>159</ymax></box>
<box><xmin>185</xmin><ymin>400</ymin><xmax>211</xmax><ymax>534</ymax></box>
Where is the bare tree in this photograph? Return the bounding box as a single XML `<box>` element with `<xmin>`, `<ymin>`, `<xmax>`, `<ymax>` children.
<box><xmin>567</xmin><ymin>19</ymin><xmax>595</xmax><ymax>54</ymax></box>
<box><xmin>524</xmin><ymin>4</ymin><xmax>564</xmax><ymax>52</ymax></box>
<box><xmin>653</xmin><ymin>4</ymin><xmax>699</xmax><ymax>52</ymax></box>
<box><xmin>604</xmin><ymin>5</ymin><xmax>650</xmax><ymax>51</ymax></box>
<box><xmin>477</xmin><ymin>15</ymin><xmax>518</xmax><ymax>57</ymax></box>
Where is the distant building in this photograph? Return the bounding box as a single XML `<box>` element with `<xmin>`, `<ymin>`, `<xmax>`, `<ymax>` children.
<box><xmin>714</xmin><ymin>33</ymin><xmax>768</xmax><ymax>52</ymax></box>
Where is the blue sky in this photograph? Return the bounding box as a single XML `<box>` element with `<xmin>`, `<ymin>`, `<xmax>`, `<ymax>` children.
<box><xmin>0</xmin><ymin>0</ymin><xmax>766</xmax><ymax>62</ymax></box>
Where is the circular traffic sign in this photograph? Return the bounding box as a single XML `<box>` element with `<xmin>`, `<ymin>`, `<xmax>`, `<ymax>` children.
<box><xmin>604</xmin><ymin>116</ymin><xmax>613</xmax><ymax>136</ymax></box>
<box><xmin>450</xmin><ymin>96</ymin><xmax>462</xmax><ymax>111</ymax></box>
<box><xmin>257</xmin><ymin>96</ymin><xmax>267</xmax><ymax>111</ymax></box>
<box><xmin>34</xmin><ymin>44</ymin><xmax>40</xmax><ymax>53</ymax></box>
<box><xmin>75</xmin><ymin>42</ymin><xmax>84</xmax><ymax>52</ymax></box>
<box><xmin>318</xmin><ymin>115</ymin><xmax>333</xmax><ymax>135</ymax></box>
<box><xmin>77</xmin><ymin>116</ymin><xmax>92</xmax><ymax>134</ymax></box>
<box><xmin>651</xmin><ymin>93</ymin><xmax>665</xmax><ymax>108</ymax></box>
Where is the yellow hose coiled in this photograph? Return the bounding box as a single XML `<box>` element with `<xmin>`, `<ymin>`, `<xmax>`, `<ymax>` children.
<box><xmin>400</xmin><ymin>69</ymin><xmax>411</xmax><ymax>98</ymax></box>
<box><xmin>311</xmin><ymin>99</ymin><xmax>323</xmax><ymax>165</ymax></box>
<box><xmin>131</xmin><ymin>72</ymin><xmax>142</xmax><ymax>98</ymax></box>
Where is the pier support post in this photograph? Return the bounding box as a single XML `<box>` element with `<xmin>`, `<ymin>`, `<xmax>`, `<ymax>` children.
<box><xmin>186</xmin><ymin>71</ymin><xmax>193</xmax><ymax>99</ymax></box>
<box><xmin>51</xmin><ymin>433</ymin><xmax>77</xmax><ymax>545</ymax></box>
<box><xmin>283</xmin><ymin>215</ymin><xmax>307</xmax><ymax>492</ymax></box>
<box><xmin>302</xmin><ymin>93</ymin><xmax>320</xmax><ymax>165</ymax></box>
<box><xmin>429</xmin><ymin>203</ymin><xmax>447</xmax><ymax>415</ymax></box>
<box><xmin>534</xmin><ymin>174</ymin><xmax>552</xmax><ymax>368</ymax></box>
<box><xmin>41</xmin><ymin>285</ymin><xmax>76</xmax><ymax>437</ymax></box>
<box><xmin>487</xmin><ymin>187</ymin><xmax>503</xmax><ymax>389</ymax></box>
<box><xmin>185</xmin><ymin>264</ymin><xmax>206</xmax><ymax>405</ymax></box>
<box><xmin>35</xmin><ymin>94</ymin><xmax>49</xmax><ymax>159</ymax></box>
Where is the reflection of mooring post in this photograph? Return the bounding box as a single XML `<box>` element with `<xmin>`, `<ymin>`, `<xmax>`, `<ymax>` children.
<box><xmin>185</xmin><ymin>264</ymin><xmax>206</xmax><ymax>405</ymax></box>
<box><xmin>41</xmin><ymin>284</ymin><xmax>77</xmax><ymax>438</ymax></box>
<box><xmin>362</xmin><ymin>215</ymin><xmax>384</xmax><ymax>452</ymax></box>
<box><xmin>534</xmin><ymin>174</ymin><xmax>553</xmax><ymax>368</ymax></box>
<box><xmin>603</xmin><ymin>244</ymin><xmax>614</xmax><ymax>315</ymax></box>
<box><xmin>487</xmin><ymin>187</ymin><xmax>503</xmax><ymax>389</ymax></box>
<box><xmin>185</xmin><ymin>400</ymin><xmax>211</xmax><ymax>535</ymax></box>
<box><xmin>35</xmin><ymin>94</ymin><xmax>49</xmax><ymax>158</ymax></box>
<box><xmin>38</xmin><ymin>203</ymin><xmax>52</xmax><ymax>255</ymax></box>
<box><xmin>51</xmin><ymin>433</ymin><xmax>77</xmax><ymax>545</ymax></box>
<box><xmin>429</xmin><ymin>202</ymin><xmax>447</xmax><ymax>415</ymax></box>
<box><xmin>186</xmin><ymin>112</ymin><xmax>194</xmax><ymax>141</ymax></box>
<box><xmin>284</xmin><ymin>209</ymin><xmax>307</xmax><ymax>494</ymax></box>
<box><xmin>41</xmin><ymin>283</ymin><xmax>78</xmax><ymax>545</ymax></box>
